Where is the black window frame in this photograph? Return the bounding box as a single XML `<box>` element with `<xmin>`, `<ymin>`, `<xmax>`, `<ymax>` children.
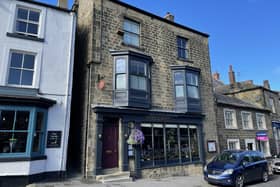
<box><xmin>177</xmin><ymin>36</ymin><xmax>188</xmax><ymax>59</ymax></box>
<box><xmin>123</xmin><ymin>18</ymin><xmax>140</xmax><ymax>47</ymax></box>
<box><xmin>171</xmin><ymin>66</ymin><xmax>201</xmax><ymax>113</ymax></box>
<box><xmin>111</xmin><ymin>51</ymin><xmax>152</xmax><ymax>108</ymax></box>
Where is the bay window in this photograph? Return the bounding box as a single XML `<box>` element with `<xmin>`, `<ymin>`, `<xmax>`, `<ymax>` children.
<box><xmin>172</xmin><ymin>66</ymin><xmax>201</xmax><ymax>112</ymax></box>
<box><xmin>112</xmin><ymin>50</ymin><xmax>152</xmax><ymax>108</ymax></box>
<box><xmin>0</xmin><ymin>106</ymin><xmax>47</xmax><ymax>157</ymax></box>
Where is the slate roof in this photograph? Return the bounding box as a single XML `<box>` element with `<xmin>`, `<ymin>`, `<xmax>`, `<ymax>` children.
<box><xmin>214</xmin><ymin>93</ymin><xmax>268</xmax><ymax>111</ymax></box>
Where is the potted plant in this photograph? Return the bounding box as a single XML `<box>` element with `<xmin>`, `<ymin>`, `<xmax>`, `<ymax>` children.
<box><xmin>127</xmin><ymin>128</ymin><xmax>145</xmax><ymax>145</ymax></box>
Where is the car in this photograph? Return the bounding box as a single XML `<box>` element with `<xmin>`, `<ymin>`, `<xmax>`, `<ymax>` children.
<box><xmin>271</xmin><ymin>154</ymin><xmax>280</xmax><ymax>173</ymax></box>
<box><xmin>204</xmin><ymin>150</ymin><xmax>269</xmax><ymax>187</ymax></box>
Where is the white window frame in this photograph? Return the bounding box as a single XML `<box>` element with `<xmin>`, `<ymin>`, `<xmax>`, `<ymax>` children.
<box><xmin>269</xmin><ymin>98</ymin><xmax>276</xmax><ymax>113</ymax></box>
<box><xmin>7</xmin><ymin>50</ymin><xmax>37</xmax><ymax>87</ymax></box>
<box><xmin>241</xmin><ymin>111</ymin><xmax>253</xmax><ymax>129</ymax></box>
<box><xmin>227</xmin><ymin>139</ymin><xmax>240</xmax><ymax>150</ymax></box>
<box><xmin>256</xmin><ymin>113</ymin><xmax>267</xmax><ymax>130</ymax></box>
<box><xmin>224</xmin><ymin>109</ymin><xmax>237</xmax><ymax>129</ymax></box>
<box><xmin>245</xmin><ymin>139</ymin><xmax>256</xmax><ymax>151</ymax></box>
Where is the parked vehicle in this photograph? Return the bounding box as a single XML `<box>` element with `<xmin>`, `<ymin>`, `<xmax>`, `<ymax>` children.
<box><xmin>272</xmin><ymin>154</ymin><xmax>280</xmax><ymax>173</ymax></box>
<box><xmin>204</xmin><ymin>150</ymin><xmax>269</xmax><ymax>187</ymax></box>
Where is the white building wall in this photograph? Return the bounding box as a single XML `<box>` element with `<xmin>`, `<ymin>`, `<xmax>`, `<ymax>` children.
<box><xmin>0</xmin><ymin>0</ymin><xmax>76</xmax><ymax>176</ymax></box>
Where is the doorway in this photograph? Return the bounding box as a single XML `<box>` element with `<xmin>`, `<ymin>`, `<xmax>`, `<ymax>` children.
<box><xmin>102</xmin><ymin>118</ymin><xmax>119</xmax><ymax>169</ymax></box>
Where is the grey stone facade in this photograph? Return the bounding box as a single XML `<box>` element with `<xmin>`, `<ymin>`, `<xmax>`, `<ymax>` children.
<box><xmin>71</xmin><ymin>0</ymin><xmax>217</xmax><ymax>180</ymax></box>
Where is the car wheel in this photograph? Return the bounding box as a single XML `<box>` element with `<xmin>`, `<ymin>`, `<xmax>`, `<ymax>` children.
<box><xmin>262</xmin><ymin>170</ymin><xmax>269</xmax><ymax>182</ymax></box>
<box><xmin>235</xmin><ymin>174</ymin><xmax>244</xmax><ymax>187</ymax></box>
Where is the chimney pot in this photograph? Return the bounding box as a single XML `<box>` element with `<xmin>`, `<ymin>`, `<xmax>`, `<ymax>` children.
<box><xmin>228</xmin><ymin>65</ymin><xmax>236</xmax><ymax>85</ymax></box>
<box><xmin>57</xmin><ymin>0</ymin><xmax>68</xmax><ymax>9</ymax></box>
<box><xmin>164</xmin><ymin>12</ymin><xmax>174</xmax><ymax>22</ymax></box>
<box><xmin>263</xmin><ymin>80</ymin><xmax>270</xmax><ymax>89</ymax></box>
<box><xmin>213</xmin><ymin>72</ymin><xmax>220</xmax><ymax>81</ymax></box>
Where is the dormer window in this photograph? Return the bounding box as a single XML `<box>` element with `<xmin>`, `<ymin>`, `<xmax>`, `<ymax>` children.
<box><xmin>112</xmin><ymin>51</ymin><xmax>152</xmax><ymax>108</ymax></box>
<box><xmin>15</xmin><ymin>7</ymin><xmax>40</xmax><ymax>37</ymax></box>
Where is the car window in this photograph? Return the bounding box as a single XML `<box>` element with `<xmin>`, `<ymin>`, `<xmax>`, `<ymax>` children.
<box><xmin>251</xmin><ymin>152</ymin><xmax>261</xmax><ymax>162</ymax></box>
<box><xmin>215</xmin><ymin>152</ymin><xmax>240</xmax><ymax>164</ymax></box>
<box><xmin>242</xmin><ymin>154</ymin><xmax>252</xmax><ymax>165</ymax></box>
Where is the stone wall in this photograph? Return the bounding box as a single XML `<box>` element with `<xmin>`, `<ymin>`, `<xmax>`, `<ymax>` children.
<box><xmin>75</xmin><ymin>0</ymin><xmax>218</xmax><ymax>177</ymax></box>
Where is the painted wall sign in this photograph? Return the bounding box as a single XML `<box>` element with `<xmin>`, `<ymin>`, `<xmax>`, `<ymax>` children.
<box><xmin>47</xmin><ymin>131</ymin><xmax>62</xmax><ymax>148</ymax></box>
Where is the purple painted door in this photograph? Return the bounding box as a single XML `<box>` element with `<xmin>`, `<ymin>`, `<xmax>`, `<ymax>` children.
<box><xmin>102</xmin><ymin>121</ymin><xmax>119</xmax><ymax>169</ymax></box>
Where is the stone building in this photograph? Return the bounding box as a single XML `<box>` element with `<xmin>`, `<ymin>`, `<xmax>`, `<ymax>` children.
<box><xmin>213</xmin><ymin>66</ymin><xmax>280</xmax><ymax>156</ymax></box>
<box><xmin>0</xmin><ymin>0</ymin><xmax>76</xmax><ymax>186</ymax></box>
<box><xmin>214</xmin><ymin>93</ymin><xmax>273</xmax><ymax>157</ymax></box>
<box><xmin>70</xmin><ymin>0</ymin><xmax>217</xmax><ymax>181</ymax></box>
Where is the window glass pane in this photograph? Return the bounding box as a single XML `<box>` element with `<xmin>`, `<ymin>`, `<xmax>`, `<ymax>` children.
<box><xmin>23</xmin><ymin>54</ymin><xmax>35</xmax><ymax>69</ymax></box>
<box><xmin>124</xmin><ymin>33</ymin><xmax>139</xmax><ymax>46</ymax></box>
<box><xmin>130</xmin><ymin>75</ymin><xmax>138</xmax><ymax>89</ymax></box>
<box><xmin>14</xmin><ymin>111</ymin><xmax>29</xmax><ymax>130</ymax></box>
<box><xmin>187</xmin><ymin>73</ymin><xmax>198</xmax><ymax>86</ymax></box>
<box><xmin>166</xmin><ymin>126</ymin><xmax>179</xmax><ymax>164</ymax></box>
<box><xmin>0</xmin><ymin>132</ymin><xmax>12</xmax><ymax>153</ymax></box>
<box><xmin>189</xmin><ymin>127</ymin><xmax>199</xmax><ymax>161</ymax></box>
<box><xmin>21</xmin><ymin>70</ymin><xmax>33</xmax><ymax>85</ymax></box>
<box><xmin>187</xmin><ymin>86</ymin><xmax>199</xmax><ymax>98</ymax></box>
<box><xmin>0</xmin><ymin>111</ymin><xmax>15</xmax><ymax>130</ymax></box>
<box><xmin>17</xmin><ymin>8</ymin><xmax>28</xmax><ymax>20</ymax></box>
<box><xmin>175</xmin><ymin>85</ymin><xmax>184</xmax><ymax>98</ymax></box>
<box><xmin>180</xmin><ymin>126</ymin><xmax>190</xmax><ymax>163</ymax></box>
<box><xmin>138</xmin><ymin>77</ymin><xmax>146</xmax><ymax>90</ymax></box>
<box><xmin>16</xmin><ymin>21</ymin><xmax>27</xmax><ymax>33</ymax></box>
<box><xmin>35</xmin><ymin>112</ymin><xmax>44</xmax><ymax>131</ymax></box>
<box><xmin>8</xmin><ymin>69</ymin><xmax>21</xmax><ymax>85</ymax></box>
<box><xmin>11</xmin><ymin>53</ymin><xmax>23</xmax><ymax>68</ymax></box>
<box><xmin>13</xmin><ymin>132</ymin><xmax>28</xmax><ymax>153</ymax></box>
<box><xmin>116</xmin><ymin>74</ymin><xmax>126</xmax><ymax>89</ymax></box>
<box><xmin>124</xmin><ymin>19</ymin><xmax>139</xmax><ymax>34</ymax></box>
<box><xmin>27</xmin><ymin>23</ymin><xmax>38</xmax><ymax>35</ymax></box>
<box><xmin>116</xmin><ymin>58</ymin><xmax>126</xmax><ymax>73</ymax></box>
<box><xmin>141</xmin><ymin>125</ymin><xmax>153</xmax><ymax>167</ymax></box>
<box><xmin>154</xmin><ymin>126</ymin><xmax>164</xmax><ymax>165</ymax></box>
<box><xmin>32</xmin><ymin>132</ymin><xmax>42</xmax><ymax>153</ymax></box>
<box><xmin>174</xmin><ymin>72</ymin><xmax>184</xmax><ymax>84</ymax></box>
<box><xmin>29</xmin><ymin>11</ymin><xmax>40</xmax><ymax>22</ymax></box>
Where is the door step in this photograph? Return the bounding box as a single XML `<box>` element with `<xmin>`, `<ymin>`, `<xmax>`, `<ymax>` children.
<box><xmin>96</xmin><ymin>171</ymin><xmax>132</xmax><ymax>183</ymax></box>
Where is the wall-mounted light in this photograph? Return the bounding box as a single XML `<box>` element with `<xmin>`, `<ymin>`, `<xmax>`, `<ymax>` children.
<box><xmin>98</xmin><ymin>134</ymin><xmax>102</xmax><ymax>139</ymax></box>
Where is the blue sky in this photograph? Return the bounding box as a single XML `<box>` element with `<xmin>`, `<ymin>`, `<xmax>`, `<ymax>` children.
<box><xmin>39</xmin><ymin>0</ymin><xmax>280</xmax><ymax>90</ymax></box>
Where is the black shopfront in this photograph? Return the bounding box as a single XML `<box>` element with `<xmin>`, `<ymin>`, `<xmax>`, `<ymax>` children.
<box><xmin>93</xmin><ymin>106</ymin><xmax>205</xmax><ymax>177</ymax></box>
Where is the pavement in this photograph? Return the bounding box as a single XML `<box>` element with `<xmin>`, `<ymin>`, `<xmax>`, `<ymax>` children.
<box><xmin>29</xmin><ymin>175</ymin><xmax>212</xmax><ymax>187</ymax></box>
<box><xmin>28</xmin><ymin>173</ymin><xmax>280</xmax><ymax>187</ymax></box>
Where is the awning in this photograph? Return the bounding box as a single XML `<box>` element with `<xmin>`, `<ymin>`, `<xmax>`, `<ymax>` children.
<box><xmin>272</xmin><ymin>122</ymin><xmax>280</xmax><ymax>128</ymax></box>
<box><xmin>256</xmin><ymin>132</ymin><xmax>268</xmax><ymax>141</ymax></box>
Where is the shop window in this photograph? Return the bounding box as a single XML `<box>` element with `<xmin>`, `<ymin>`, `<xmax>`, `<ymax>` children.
<box><xmin>140</xmin><ymin>123</ymin><xmax>200</xmax><ymax>168</ymax></box>
<box><xmin>0</xmin><ymin>106</ymin><xmax>47</xmax><ymax>157</ymax></box>
<box><xmin>227</xmin><ymin>139</ymin><xmax>240</xmax><ymax>150</ymax></box>
<box><xmin>172</xmin><ymin>67</ymin><xmax>201</xmax><ymax>112</ymax></box>
<box><xmin>112</xmin><ymin>51</ymin><xmax>152</xmax><ymax>108</ymax></box>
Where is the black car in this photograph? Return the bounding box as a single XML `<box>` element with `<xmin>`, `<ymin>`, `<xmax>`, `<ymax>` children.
<box><xmin>204</xmin><ymin>150</ymin><xmax>269</xmax><ymax>187</ymax></box>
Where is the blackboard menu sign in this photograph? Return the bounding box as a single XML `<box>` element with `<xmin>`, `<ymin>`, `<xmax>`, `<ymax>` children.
<box><xmin>47</xmin><ymin>131</ymin><xmax>62</xmax><ymax>148</ymax></box>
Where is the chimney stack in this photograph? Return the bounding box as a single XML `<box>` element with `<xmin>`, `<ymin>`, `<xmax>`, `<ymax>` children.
<box><xmin>228</xmin><ymin>65</ymin><xmax>236</xmax><ymax>85</ymax></box>
<box><xmin>57</xmin><ymin>0</ymin><xmax>68</xmax><ymax>9</ymax></box>
<box><xmin>213</xmin><ymin>72</ymin><xmax>220</xmax><ymax>81</ymax></box>
<box><xmin>164</xmin><ymin>12</ymin><xmax>174</xmax><ymax>22</ymax></box>
<box><xmin>263</xmin><ymin>80</ymin><xmax>270</xmax><ymax>89</ymax></box>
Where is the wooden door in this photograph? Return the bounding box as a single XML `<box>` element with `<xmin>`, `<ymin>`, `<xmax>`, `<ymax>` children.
<box><xmin>102</xmin><ymin>120</ymin><xmax>119</xmax><ymax>169</ymax></box>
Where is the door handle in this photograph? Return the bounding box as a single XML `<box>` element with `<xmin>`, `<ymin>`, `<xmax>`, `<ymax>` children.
<box><xmin>105</xmin><ymin>150</ymin><xmax>112</xmax><ymax>154</ymax></box>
